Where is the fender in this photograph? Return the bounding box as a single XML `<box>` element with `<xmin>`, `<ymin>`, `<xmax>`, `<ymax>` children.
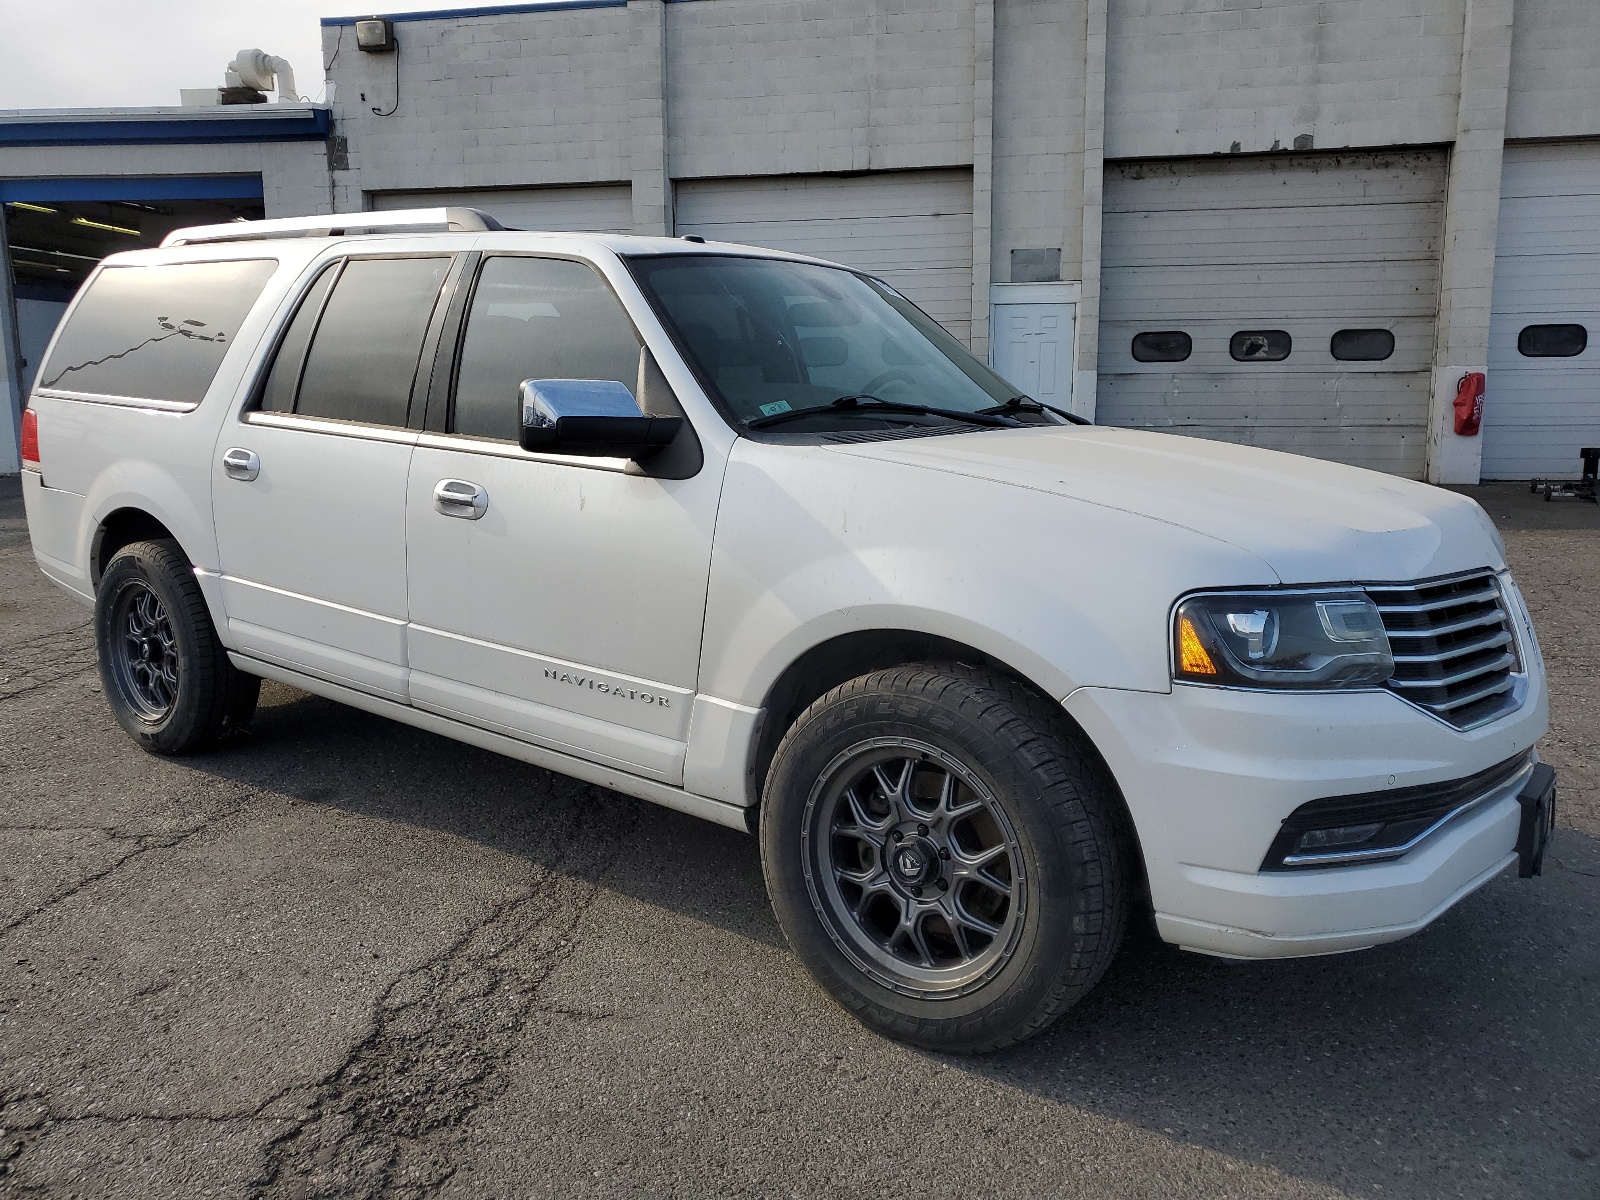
<box><xmin>77</xmin><ymin>457</ymin><xmax>230</xmax><ymax>636</ymax></box>
<box><xmin>697</xmin><ymin>440</ymin><xmax>1276</xmax><ymax>711</ymax></box>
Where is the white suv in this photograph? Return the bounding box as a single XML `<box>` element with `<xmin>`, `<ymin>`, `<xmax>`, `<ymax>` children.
<box><xmin>19</xmin><ymin>209</ymin><xmax>1556</xmax><ymax>1052</ymax></box>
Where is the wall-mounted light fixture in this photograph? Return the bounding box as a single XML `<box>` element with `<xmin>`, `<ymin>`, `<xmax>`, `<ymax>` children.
<box><xmin>355</xmin><ymin>18</ymin><xmax>397</xmax><ymax>52</ymax></box>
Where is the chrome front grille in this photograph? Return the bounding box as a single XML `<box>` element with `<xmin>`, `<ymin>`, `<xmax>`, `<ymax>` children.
<box><xmin>1367</xmin><ymin>571</ymin><xmax>1520</xmax><ymax>729</ymax></box>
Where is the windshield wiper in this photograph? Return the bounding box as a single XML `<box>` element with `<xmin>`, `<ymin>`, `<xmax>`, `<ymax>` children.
<box><xmin>976</xmin><ymin>395</ymin><xmax>1093</xmax><ymax>425</ymax></box>
<box><xmin>746</xmin><ymin>393</ymin><xmax>1022</xmax><ymax>431</ymax></box>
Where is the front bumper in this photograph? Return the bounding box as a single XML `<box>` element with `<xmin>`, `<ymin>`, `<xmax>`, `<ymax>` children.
<box><xmin>1064</xmin><ymin>675</ymin><xmax>1548</xmax><ymax>960</ymax></box>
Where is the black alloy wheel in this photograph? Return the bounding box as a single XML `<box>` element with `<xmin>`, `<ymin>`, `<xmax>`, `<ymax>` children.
<box><xmin>95</xmin><ymin>538</ymin><xmax>260</xmax><ymax>754</ymax></box>
<box><xmin>762</xmin><ymin>663</ymin><xmax>1132</xmax><ymax>1053</ymax></box>
<box><xmin>108</xmin><ymin>583</ymin><xmax>181</xmax><ymax>721</ymax></box>
<box><xmin>805</xmin><ymin>738</ymin><xmax>1025</xmax><ymax>997</ymax></box>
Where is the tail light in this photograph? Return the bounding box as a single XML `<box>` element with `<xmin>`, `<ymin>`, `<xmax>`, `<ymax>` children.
<box><xmin>20</xmin><ymin>408</ymin><xmax>40</xmax><ymax>467</ymax></box>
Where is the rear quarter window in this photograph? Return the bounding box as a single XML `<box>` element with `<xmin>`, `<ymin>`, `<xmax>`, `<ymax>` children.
<box><xmin>36</xmin><ymin>259</ymin><xmax>278</xmax><ymax>404</ymax></box>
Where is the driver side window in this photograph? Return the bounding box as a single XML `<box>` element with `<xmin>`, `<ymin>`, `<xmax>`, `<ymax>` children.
<box><xmin>451</xmin><ymin>256</ymin><xmax>643</xmax><ymax>442</ymax></box>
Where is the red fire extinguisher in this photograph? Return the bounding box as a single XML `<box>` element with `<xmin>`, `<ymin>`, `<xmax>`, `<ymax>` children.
<box><xmin>1454</xmin><ymin>371</ymin><xmax>1486</xmax><ymax>436</ymax></box>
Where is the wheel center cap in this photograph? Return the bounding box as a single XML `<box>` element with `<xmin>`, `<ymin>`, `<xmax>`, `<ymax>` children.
<box><xmin>889</xmin><ymin>837</ymin><xmax>940</xmax><ymax>888</ymax></box>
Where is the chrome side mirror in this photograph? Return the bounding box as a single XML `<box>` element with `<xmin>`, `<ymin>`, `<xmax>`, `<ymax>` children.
<box><xmin>518</xmin><ymin>379</ymin><xmax>682</xmax><ymax>460</ymax></box>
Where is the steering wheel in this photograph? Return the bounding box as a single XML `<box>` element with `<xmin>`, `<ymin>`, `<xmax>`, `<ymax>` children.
<box><xmin>859</xmin><ymin>369</ymin><xmax>919</xmax><ymax>395</ymax></box>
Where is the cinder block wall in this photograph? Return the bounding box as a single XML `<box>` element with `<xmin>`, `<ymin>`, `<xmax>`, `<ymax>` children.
<box><xmin>326</xmin><ymin>6</ymin><xmax>632</xmax><ymax>211</ymax></box>
<box><xmin>992</xmin><ymin>0</ymin><xmax>1088</xmax><ymax>282</ymax></box>
<box><xmin>1104</xmin><ymin>0</ymin><xmax>1468</xmax><ymax>158</ymax></box>
<box><xmin>667</xmin><ymin>0</ymin><xmax>977</xmax><ymax>179</ymax></box>
<box><xmin>317</xmin><ymin>0</ymin><xmax>1600</xmax><ymax>481</ymax></box>
<box><xmin>0</xmin><ymin>141</ymin><xmax>329</xmax><ymax>218</ymax></box>
<box><xmin>1505</xmin><ymin>0</ymin><xmax>1600</xmax><ymax>139</ymax></box>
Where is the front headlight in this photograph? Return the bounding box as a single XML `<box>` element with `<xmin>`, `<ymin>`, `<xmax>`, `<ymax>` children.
<box><xmin>1173</xmin><ymin>590</ymin><xmax>1394</xmax><ymax>690</ymax></box>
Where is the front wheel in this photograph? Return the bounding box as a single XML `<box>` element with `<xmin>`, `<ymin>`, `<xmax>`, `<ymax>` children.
<box><xmin>761</xmin><ymin>663</ymin><xmax>1131</xmax><ymax>1053</ymax></box>
<box><xmin>95</xmin><ymin>539</ymin><xmax>259</xmax><ymax>755</ymax></box>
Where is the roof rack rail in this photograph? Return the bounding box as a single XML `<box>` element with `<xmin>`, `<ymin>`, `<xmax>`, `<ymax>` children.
<box><xmin>161</xmin><ymin>207</ymin><xmax>504</xmax><ymax>248</ymax></box>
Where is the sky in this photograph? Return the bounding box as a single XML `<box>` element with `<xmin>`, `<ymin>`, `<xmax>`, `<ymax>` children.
<box><xmin>0</xmin><ymin>1</ymin><xmax>496</xmax><ymax>110</ymax></box>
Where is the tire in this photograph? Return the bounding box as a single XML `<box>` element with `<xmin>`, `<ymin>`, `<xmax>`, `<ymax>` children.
<box><xmin>95</xmin><ymin>539</ymin><xmax>260</xmax><ymax>755</ymax></box>
<box><xmin>761</xmin><ymin>663</ymin><xmax>1131</xmax><ymax>1053</ymax></box>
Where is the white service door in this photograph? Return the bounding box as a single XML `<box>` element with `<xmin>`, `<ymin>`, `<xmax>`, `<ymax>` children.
<box><xmin>989</xmin><ymin>303</ymin><xmax>1075</xmax><ymax>410</ymax></box>
<box><xmin>1482</xmin><ymin>144</ymin><xmax>1600</xmax><ymax>479</ymax></box>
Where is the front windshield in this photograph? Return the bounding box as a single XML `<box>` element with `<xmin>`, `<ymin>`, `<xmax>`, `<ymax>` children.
<box><xmin>626</xmin><ymin>254</ymin><xmax>1032</xmax><ymax>431</ymax></box>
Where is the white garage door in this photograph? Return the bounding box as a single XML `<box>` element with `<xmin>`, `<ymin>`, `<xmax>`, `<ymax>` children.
<box><xmin>1482</xmin><ymin>143</ymin><xmax>1600</xmax><ymax>480</ymax></box>
<box><xmin>370</xmin><ymin>185</ymin><xmax>633</xmax><ymax>233</ymax></box>
<box><xmin>674</xmin><ymin>170</ymin><xmax>975</xmax><ymax>344</ymax></box>
<box><xmin>1098</xmin><ymin>151</ymin><xmax>1447</xmax><ymax>477</ymax></box>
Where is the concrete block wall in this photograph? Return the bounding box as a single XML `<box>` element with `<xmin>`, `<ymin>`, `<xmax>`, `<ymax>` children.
<box><xmin>306</xmin><ymin>0</ymin><xmax>1599</xmax><ymax>483</ymax></box>
<box><xmin>1427</xmin><ymin>0</ymin><xmax>1514</xmax><ymax>484</ymax></box>
<box><xmin>991</xmin><ymin>0</ymin><xmax>1088</xmax><ymax>282</ymax></box>
<box><xmin>0</xmin><ymin>141</ymin><xmax>330</xmax><ymax>218</ymax></box>
<box><xmin>324</xmin><ymin>6</ymin><xmax>632</xmax><ymax>211</ymax></box>
<box><xmin>666</xmin><ymin>0</ymin><xmax>976</xmax><ymax>179</ymax></box>
<box><xmin>1505</xmin><ymin>0</ymin><xmax>1600</xmax><ymax>139</ymax></box>
<box><xmin>1104</xmin><ymin>0</ymin><xmax>1468</xmax><ymax>159</ymax></box>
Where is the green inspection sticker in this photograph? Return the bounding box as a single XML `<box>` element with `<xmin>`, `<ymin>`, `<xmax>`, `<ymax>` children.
<box><xmin>758</xmin><ymin>400</ymin><xmax>792</xmax><ymax>417</ymax></box>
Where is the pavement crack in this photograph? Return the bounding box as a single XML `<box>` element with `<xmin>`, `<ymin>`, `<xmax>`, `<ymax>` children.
<box><xmin>0</xmin><ymin>795</ymin><xmax>255</xmax><ymax>939</ymax></box>
<box><xmin>252</xmin><ymin>794</ymin><xmax>631</xmax><ymax>1200</ymax></box>
<box><xmin>0</xmin><ymin>1086</ymin><xmax>283</xmax><ymax>1186</ymax></box>
<box><xmin>0</xmin><ymin>623</ymin><xmax>96</xmax><ymax>704</ymax></box>
<box><xmin>0</xmin><ymin>824</ymin><xmax>144</xmax><ymax>836</ymax></box>
<box><xmin>1552</xmin><ymin>859</ymin><xmax>1599</xmax><ymax>879</ymax></box>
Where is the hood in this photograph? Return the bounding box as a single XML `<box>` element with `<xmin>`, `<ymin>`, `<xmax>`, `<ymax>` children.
<box><xmin>829</xmin><ymin>426</ymin><xmax>1504</xmax><ymax>584</ymax></box>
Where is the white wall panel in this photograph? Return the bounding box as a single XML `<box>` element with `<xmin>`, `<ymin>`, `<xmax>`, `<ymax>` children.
<box><xmin>675</xmin><ymin>170</ymin><xmax>975</xmax><ymax>342</ymax></box>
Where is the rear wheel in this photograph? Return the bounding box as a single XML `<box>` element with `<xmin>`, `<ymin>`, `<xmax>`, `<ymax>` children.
<box><xmin>761</xmin><ymin>663</ymin><xmax>1131</xmax><ymax>1053</ymax></box>
<box><xmin>96</xmin><ymin>539</ymin><xmax>259</xmax><ymax>754</ymax></box>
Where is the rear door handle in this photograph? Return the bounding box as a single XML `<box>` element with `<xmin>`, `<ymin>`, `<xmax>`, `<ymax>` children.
<box><xmin>222</xmin><ymin>447</ymin><xmax>260</xmax><ymax>481</ymax></box>
<box><xmin>433</xmin><ymin>479</ymin><xmax>488</xmax><ymax>520</ymax></box>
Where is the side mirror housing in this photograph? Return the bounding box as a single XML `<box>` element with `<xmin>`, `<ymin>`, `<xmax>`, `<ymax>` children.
<box><xmin>518</xmin><ymin>379</ymin><xmax>682</xmax><ymax>460</ymax></box>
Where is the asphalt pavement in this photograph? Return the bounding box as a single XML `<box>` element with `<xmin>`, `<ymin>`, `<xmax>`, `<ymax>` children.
<box><xmin>1</xmin><ymin>476</ymin><xmax>1596</xmax><ymax>1199</ymax></box>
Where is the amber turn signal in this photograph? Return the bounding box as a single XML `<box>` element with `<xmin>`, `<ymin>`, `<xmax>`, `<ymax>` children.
<box><xmin>1177</xmin><ymin>613</ymin><xmax>1218</xmax><ymax>676</ymax></box>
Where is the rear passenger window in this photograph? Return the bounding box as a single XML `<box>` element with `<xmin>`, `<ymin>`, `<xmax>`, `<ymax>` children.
<box><xmin>37</xmin><ymin>259</ymin><xmax>277</xmax><ymax>403</ymax></box>
<box><xmin>1230</xmin><ymin>330</ymin><xmax>1291</xmax><ymax>362</ymax></box>
<box><xmin>294</xmin><ymin>256</ymin><xmax>450</xmax><ymax>426</ymax></box>
<box><xmin>1131</xmin><ymin>331</ymin><xmax>1192</xmax><ymax>363</ymax></box>
<box><xmin>1518</xmin><ymin>324</ymin><xmax>1587</xmax><ymax>358</ymax></box>
<box><xmin>1330</xmin><ymin>328</ymin><xmax>1395</xmax><ymax>361</ymax></box>
<box><xmin>452</xmin><ymin>256</ymin><xmax>642</xmax><ymax>442</ymax></box>
<box><xmin>259</xmin><ymin>264</ymin><xmax>339</xmax><ymax>413</ymax></box>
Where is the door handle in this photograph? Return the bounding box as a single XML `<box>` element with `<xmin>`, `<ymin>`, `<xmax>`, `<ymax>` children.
<box><xmin>433</xmin><ymin>479</ymin><xmax>488</xmax><ymax>520</ymax></box>
<box><xmin>222</xmin><ymin>447</ymin><xmax>260</xmax><ymax>481</ymax></box>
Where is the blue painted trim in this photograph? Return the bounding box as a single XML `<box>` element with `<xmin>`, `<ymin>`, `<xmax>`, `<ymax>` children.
<box><xmin>0</xmin><ymin>109</ymin><xmax>329</xmax><ymax>147</ymax></box>
<box><xmin>322</xmin><ymin>0</ymin><xmax>624</xmax><ymax>24</ymax></box>
<box><xmin>1</xmin><ymin>176</ymin><xmax>265</xmax><ymax>203</ymax></box>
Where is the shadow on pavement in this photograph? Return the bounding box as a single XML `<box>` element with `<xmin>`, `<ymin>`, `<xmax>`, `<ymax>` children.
<box><xmin>189</xmin><ymin>680</ymin><xmax>1600</xmax><ymax>1197</ymax></box>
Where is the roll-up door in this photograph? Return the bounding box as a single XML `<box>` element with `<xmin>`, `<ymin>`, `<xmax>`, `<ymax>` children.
<box><xmin>1098</xmin><ymin>151</ymin><xmax>1447</xmax><ymax>477</ymax></box>
<box><xmin>1482</xmin><ymin>143</ymin><xmax>1600</xmax><ymax>480</ymax></box>
<box><xmin>674</xmin><ymin>170</ymin><xmax>975</xmax><ymax>344</ymax></box>
<box><xmin>370</xmin><ymin>185</ymin><xmax>633</xmax><ymax>234</ymax></box>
